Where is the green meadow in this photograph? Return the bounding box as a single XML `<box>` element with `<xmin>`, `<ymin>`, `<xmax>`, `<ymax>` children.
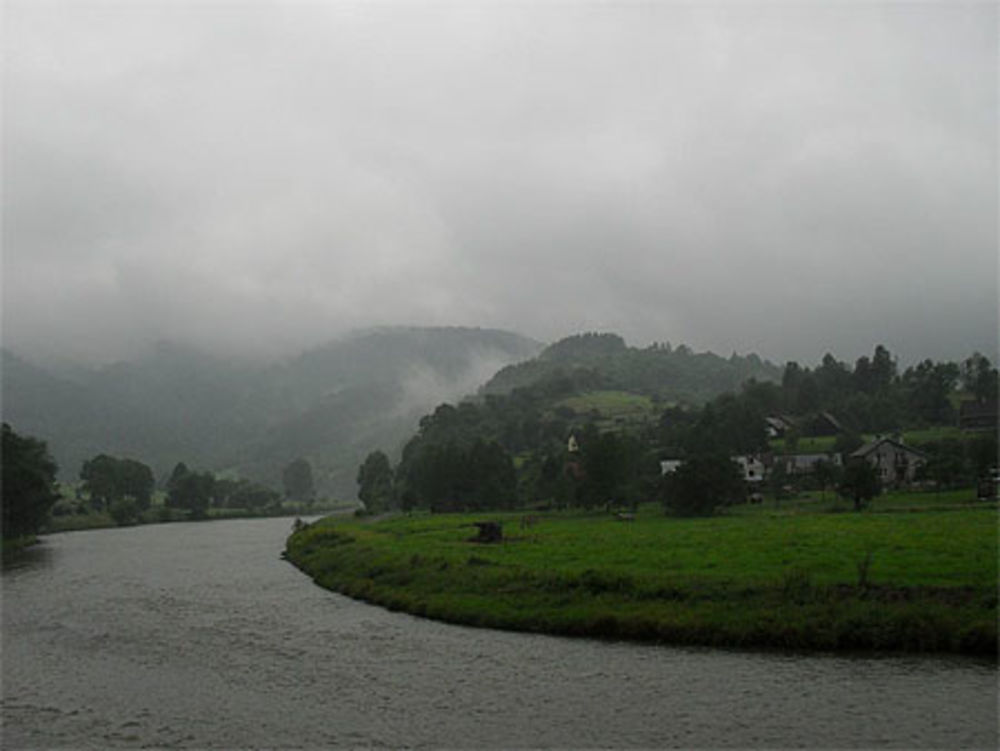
<box><xmin>286</xmin><ymin>498</ymin><xmax>998</xmax><ymax>655</ymax></box>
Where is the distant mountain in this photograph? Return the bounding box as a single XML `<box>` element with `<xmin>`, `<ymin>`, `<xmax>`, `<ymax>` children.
<box><xmin>1</xmin><ymin>327</ymin><xmax>542</xmax><ymax>499</ymax></box>
<box><xmin>481</xmin><ymin>333</ymin><xmax>781</xmax><ymax>403</ymax></box>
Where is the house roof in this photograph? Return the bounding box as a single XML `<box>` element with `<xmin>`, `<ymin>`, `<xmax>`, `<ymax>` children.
<box><xmin>819</xmin><ymin>411</ymin><xmax>844</xmax><ymax>431</ymax></box>
<box><xmin>851</xmin><ymin>437</ymin><xmax>927</xmax><ymax>459</ymax></box>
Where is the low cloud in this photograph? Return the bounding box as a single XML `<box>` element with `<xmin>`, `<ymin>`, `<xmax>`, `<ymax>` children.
<box><xmin>3</xmin><ymin>2</ymin><xmax>995</xmax><ymax>367</ymax></box>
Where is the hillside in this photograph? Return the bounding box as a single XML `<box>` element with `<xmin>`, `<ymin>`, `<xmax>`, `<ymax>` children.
<box><xmin>482</xmin><ymin>333</ymin><xmax>780</xmax><ymax>403</ymax></box>
<box><xmin>0</xmin><ymin>327</ymin><xmax>542</xmax><ymax>499</ymax></box>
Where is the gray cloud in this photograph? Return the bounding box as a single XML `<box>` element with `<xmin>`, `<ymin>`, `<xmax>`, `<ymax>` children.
<box><xmin>2</xmin><ymin>1</ymin><xmax>996</xmax><ymax>367</ymax></box>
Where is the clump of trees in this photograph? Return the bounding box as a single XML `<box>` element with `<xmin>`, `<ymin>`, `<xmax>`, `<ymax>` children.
<box><xmin>166</xmin><ymin>462</ymin><xmax>283</xmax><ymax>519</ymax></box>
<box><xmin>2</xmin><ymin>423</ymin><xmax>60</xmax><ymax>539</ymax></box>
<box><xmin>79</xmin><ymin>454</ymin><xmax>155</xmax><ymax>525</ymax></box>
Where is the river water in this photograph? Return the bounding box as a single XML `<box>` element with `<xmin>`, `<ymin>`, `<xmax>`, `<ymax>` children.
<box><xmin>2</xmin><ymin>518</ymin><xmax>996</xmax><ymax>749</ymax></box>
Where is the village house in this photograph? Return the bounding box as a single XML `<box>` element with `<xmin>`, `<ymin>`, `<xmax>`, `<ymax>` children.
<box><xmin>659</xmin><ymin>459</ymin><xmax>682</xmax><ymax>476</ymax></box>
<box><xmin>850</xmin><ymin>437</ymin><xmax>927</xmax><ymax>486</ymax></box>
<box><xmin>732</xmin><ymin>455</ymin><xmax>766</xmax><ymax>484</ymax></box>
<box><xmin>765</xmin><ymin>415</ymin><xmax>795</xmax><ymax>439</ymax></box>
<box><xmin>567</xmin><ymin>434</ymin><xmax>580</xmax><ymax>453</ymax></box>
<box><xmin>803</xmin><ymin>411</ymin><xmax>844</xmax><ymax>437</ymax></box>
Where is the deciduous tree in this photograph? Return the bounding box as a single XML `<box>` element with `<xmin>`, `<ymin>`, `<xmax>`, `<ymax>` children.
<box><xmin>662</xmin><ymin>453</ymin><xmax>744</xmax><ymax>517</ymax></box>
<box><xmin>1</xmin><ymin>423</ymin><xmax>60</xmax><ymax>538</ymax></box>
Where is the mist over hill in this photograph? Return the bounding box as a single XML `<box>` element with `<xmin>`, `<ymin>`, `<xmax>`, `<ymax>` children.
<box><xmin>1</xmin><ymin>327</ymin><xmax>542</xmax><ymax>499</ymax></box>
<box><xmin>2</xmin><ymin>327</ymin><xmax>785</xmax><ymax>501</ymax></box>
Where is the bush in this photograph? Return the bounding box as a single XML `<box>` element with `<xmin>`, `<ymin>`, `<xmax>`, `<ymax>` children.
<box><xmin>109</xmin><ymin>498</ymin><xmax>140</xmax><ymax>526</ymax></box>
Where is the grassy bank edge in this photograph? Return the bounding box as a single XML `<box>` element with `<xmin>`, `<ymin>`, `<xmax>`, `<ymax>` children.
<box><xmin>284</xmin><ymin>513</ymin><xmax>998</xmax><ymax>657</ymax></box>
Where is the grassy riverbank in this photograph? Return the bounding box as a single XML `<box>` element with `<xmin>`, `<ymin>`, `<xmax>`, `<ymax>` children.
<box><xmin>43</xmin><ymin>501</ymin><xmax>354</xmax><ymax>534</ymax></box>
<box><xmin>285</xmin><ymin>500</ymin><xmax>998</xmax><ymax>655</ymax></box>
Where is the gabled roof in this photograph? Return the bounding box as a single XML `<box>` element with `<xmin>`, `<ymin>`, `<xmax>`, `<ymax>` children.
<box><xmin>818</xmin><ymin>411</ymin><xmax>844</xmax><ymax>432</ymax></box>
<box><xmin>851</xmin><ymin>437</ymin><xmax>927</xmax><ymax>459</ymax></box>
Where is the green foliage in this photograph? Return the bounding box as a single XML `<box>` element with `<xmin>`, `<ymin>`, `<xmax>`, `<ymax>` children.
<box><xmin>1</xmin><ymin>423</ymin><xmax>60</xmax><ymax>539</ymax></box>
<box><xmin>79</xmin><ymin>454</ymin><xmax>154</xmax><ymax>512</ymax></box>
<box><xmin>108</xmin><ymin>497</ymin><xmax>141</xmax><ymax>526</ymax></box>
<box><xmin>357</xmin><ymin>450</ymin><xmax>394</xmax><ymax>514</ymax></box>
<box><xmin>961</xmin><ymin>352</ymin><xmax>999</xmax><ymax>402</ymax></box>
<box><xmin>539</xmin><ymin>332</ymin><xmax>628</xmax><ymax>361</ymax></box>
<box><xmin>166</xmin><ymin>463</ymin><xmax>215</xmax><ymax>519</ymax></box>
<box><xmin>663</xmin><ymin>454</ymin><xmax>745</xmax><ymax>516</ymax></box>
<box><xmin>402</xmin><ymin>440</ymin><xmax>517</xmax><ymax>513</ymax></box>
<box><xmin>839</xmin><ymin>461</ymin><xmax>882</xmax><ymax>511</ymax></box>
<box><xmin>484</xmin><ymin>334</ymin><xmax>780</xmax><ymax>402</ymax></box>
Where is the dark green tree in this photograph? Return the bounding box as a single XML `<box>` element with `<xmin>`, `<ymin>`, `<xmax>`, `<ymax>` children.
<box><xmin>838</xmin><ymin>460</ymin><xmax>881</xmax><ymax>511</ymax></box>
<box><xmin>119</xmin><ymin>459</ymin><xmax>155</xmax><ymax>510</ymax></box>
<box><xmin>166</xmin><ymin>464</ymin><xmax>215</xmax><ymax>519</ymax></box>
<box><xmin>962</xmin><ymin>353</ymin><xmax>998</xmax><ymax>402</ymax></box>
<box><xmin>79</xmin><ymin>454</ymin><xmax>154</xmax><ymax>514</ymax></box>
<box><xmin>357</xmin><ymin>450</ymin><xmax>394</xmax><ymax>514</ymax></box>
<box><xmin>1</xmin><ymin>423</ymin><xmax>60</xmax><ymax>539</ymax></box>
<box><xmin>812</xmin><ymin>458</ymin><xmax>841</xmax><ymax>501</ymax></box>
<box><xmin>662</xmin><ymin>453</ymin><xmax>744</xmax><ymax>517</ymax></box>
<box><xmin>578</xmin><ymin>428</ymin><xmax>628</xmax><ymax>508</ymax></box>
<box><xmin>79</xmin><ymin>454</ymin><xmax>120</xmax><ymax>511</ymax></box>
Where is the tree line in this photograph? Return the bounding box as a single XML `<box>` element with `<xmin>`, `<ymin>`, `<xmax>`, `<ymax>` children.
<box><xmin>357</xmin><ymin>346</ymin><xmax>998</xmax><ymax>517</ymax></box>
<box><xmin>1</xmin><ymin>422</ymin><xmax>320</xmax><ymax>540</ymax></box>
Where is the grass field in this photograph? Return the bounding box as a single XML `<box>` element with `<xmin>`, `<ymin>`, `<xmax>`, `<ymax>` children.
<box><xmin>553</xmin><ymin>390</ymin><xmax>657</xmax><ymax>430</ymax></box>
<box><xmin>286</xmin><ymin>495</ymin><xmax>998</xmax><ymax>655</ymax></box>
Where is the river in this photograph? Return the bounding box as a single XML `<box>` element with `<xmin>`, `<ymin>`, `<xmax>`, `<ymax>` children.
<box><xmin>2</xmin><ymin>518</ymin><xmax>996</xmax><ymax>749</ymax></box>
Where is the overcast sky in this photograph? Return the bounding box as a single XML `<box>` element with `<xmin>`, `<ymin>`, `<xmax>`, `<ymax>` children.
<box><xmin>3</xmin><ymin>1</ymin><xmax>996</xmax><ymax>368</ymax></box>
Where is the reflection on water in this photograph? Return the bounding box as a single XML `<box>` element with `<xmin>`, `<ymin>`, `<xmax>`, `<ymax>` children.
<box><xmin>2</xmin><ymin>518</ymin><xmax>997</xmax><ymax>749</ymax></box>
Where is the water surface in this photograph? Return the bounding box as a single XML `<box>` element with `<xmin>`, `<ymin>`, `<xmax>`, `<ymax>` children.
<box><xmin>3</xmin><ymin>518</ymin><xmax>996</xmax><ymax>748</ymax></box>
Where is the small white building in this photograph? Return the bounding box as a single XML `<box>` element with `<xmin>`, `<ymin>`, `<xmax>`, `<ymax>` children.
<box><xmin>733</xmin><ymin>455</ymin><xmax>766</xmax><ymax>483</ymax></box>
<box><xmin>659</xmin><ymin>459</ymin><xmax>682</xmax><ymax>476</ymax></box>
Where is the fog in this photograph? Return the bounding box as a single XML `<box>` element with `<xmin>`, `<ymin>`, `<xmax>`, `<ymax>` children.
<box><xmin>2</xmin><ymin>1</ymin><xmax>996</xmax><ymax>367</ymax></box>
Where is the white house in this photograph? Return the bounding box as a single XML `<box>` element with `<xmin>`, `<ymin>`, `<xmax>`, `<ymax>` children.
<box><xmin>850</xmin><ymin>437</ymin><xmax>926</xmax><ymax>485</ymax></box>
<box><xmin>659</xmin><ymin>459</ymin><xmax>682</xmax><ymax>476</ymax></box>
<box><xmin>733</xmin><ymin>455</ymin><xmax>766</xmax><ymax>483</ymax></box>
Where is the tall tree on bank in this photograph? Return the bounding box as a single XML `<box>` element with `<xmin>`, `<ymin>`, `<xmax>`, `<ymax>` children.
<box><xmin>166</xmin><ymin>462</ymin><xmax>215</xmax><ymax>519</ymax></box>
<box><xmin>357</xmin><ymin>450</ymin><xmax>394</xmax><ymax>514</ymax></box>
<box><xmin>1</xmin><ymin>423</ymin><xmax>60</xmax><ymax>538</ymax></box>
<box><xmin>79</xmin><ymin>454</ymin><xmax>154</xmax><ymax>512</ymax></box>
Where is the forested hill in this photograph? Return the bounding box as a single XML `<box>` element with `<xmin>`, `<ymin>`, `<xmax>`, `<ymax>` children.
<box><xmin>482</xmin><ymin>333</ymin><xmax>781</xmax><ymax>403</ymax></box>
<box><xmin>0</xmin><ymin>327</ymin><xmax>541</xmax><ymax>499</ymax></box>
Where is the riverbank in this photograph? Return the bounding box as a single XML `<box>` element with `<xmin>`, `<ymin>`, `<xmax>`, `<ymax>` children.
<box><xmin>285</xmin><ymin>504</ymin><xmax>998</xmax><ymax>655</ymax></box>
<box><xmin>1</xmin><ymin>535</ymin><xmax>40</xmax><ymax>566</ymax></box>
<box><xmin>43</xmin><ymin>503</ymin><xmax>354</xmax><ymax>535</ymax></box>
